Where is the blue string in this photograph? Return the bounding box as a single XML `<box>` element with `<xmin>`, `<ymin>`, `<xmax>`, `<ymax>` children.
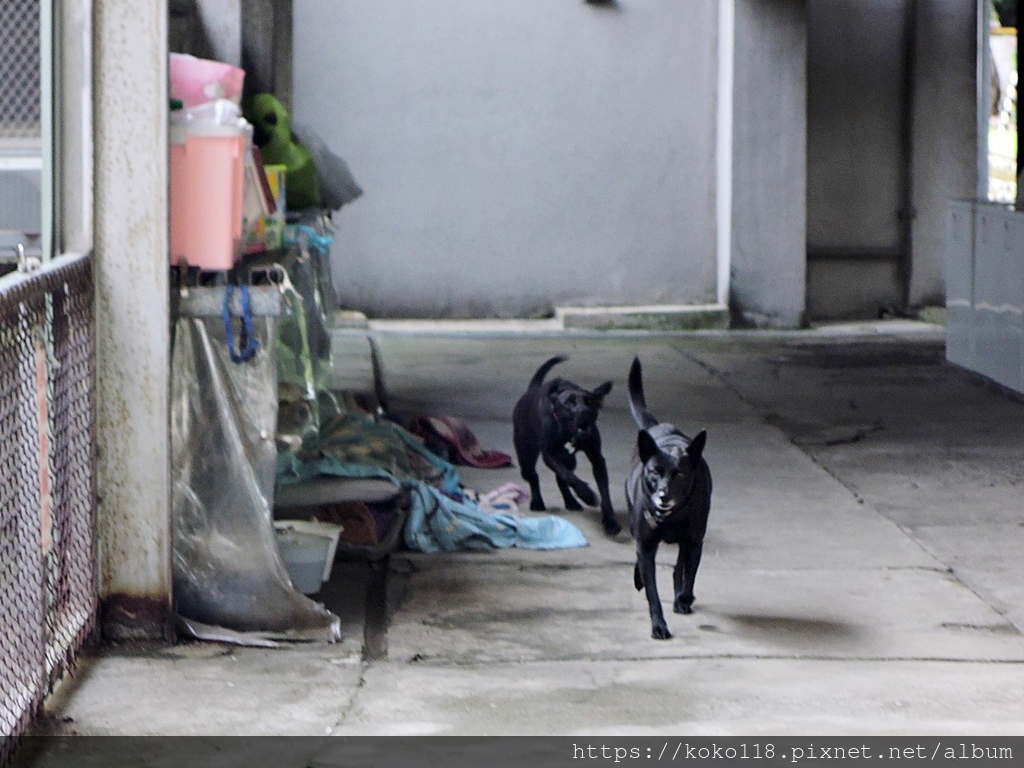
<box><xmin>223</xmin><ymin>284</ymin><xmax>260</xmax><ymax>363</ymax></box>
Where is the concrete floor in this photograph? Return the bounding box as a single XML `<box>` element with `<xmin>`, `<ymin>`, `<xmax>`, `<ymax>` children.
<box><xmin>26</xmin><ymin>320</ymin><xmax>1024</xmax><ymax>747</ymax></box>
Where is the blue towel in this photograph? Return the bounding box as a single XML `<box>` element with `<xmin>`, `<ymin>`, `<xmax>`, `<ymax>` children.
<box><xmin>403</xmin><ymin>483</ymin><xmax>588</xmax><ymax>553</ymax></box>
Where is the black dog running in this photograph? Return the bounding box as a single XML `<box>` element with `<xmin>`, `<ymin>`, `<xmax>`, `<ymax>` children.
<box><xmin>512</xmin><ymin>355</ymin><xmax>620</xmax><ymax>536</ymax></box>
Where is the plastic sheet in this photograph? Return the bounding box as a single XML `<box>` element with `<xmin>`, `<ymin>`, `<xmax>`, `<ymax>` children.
<box><xmin>292</xmin><ymin>122</ymin><xmax>364</xmax><ymax>211</ymax></box>
<box><xmin>171</xmin><ymin>288</ymin><xmax>340</xmax><ymax>643</ymax></box>
<box><xmin>263</xmin><ymin>228</ymin><xmax>340</xmax><ymax>453</ymax></box>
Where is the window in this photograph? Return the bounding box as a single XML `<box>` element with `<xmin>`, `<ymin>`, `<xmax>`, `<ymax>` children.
<box><xmin>0</xmin><ymin>0</ymin><xmax>43</xmax><ymax>269</ymax></box>
<box><xmin>987</xmin><ymin>0</ymin><xmax>1018</xmax><ymax>204</ymax></box>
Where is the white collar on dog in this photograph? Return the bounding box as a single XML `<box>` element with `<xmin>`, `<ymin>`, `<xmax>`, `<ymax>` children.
<box><xmin>643</xmin><ymin>506</ymin><xmax>671</xmax><ymax>529</ymax></box>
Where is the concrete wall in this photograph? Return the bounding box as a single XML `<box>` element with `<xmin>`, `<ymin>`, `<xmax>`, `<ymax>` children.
<box><xmin>805</xmin><ymin>0</ymin><xmax>978</xmax><ymax>319</ymax></box>
<box><xmin>293</xmin><ymin>0</ymin><xmax>720</xmax><ymax>319</ymax></box>
<box><xmin>805</xmin><ymin>0</ymin><xmax>910</xmax><ymax>319</ymax></box>
<box><xmin>947</xmin><ymin>201</ymin><xmax>1024</xmax><ymax>396</ymax></box>
<box><xmin>292</xmin><ymin>0</ymin><xmax>977</xmax><ymax>322</ymax></box>
<box><xmin>729</xmin><ymin>0</ymin><xmax>807</xmax><ymax>328</ymax></box>
<box><xmin>807</xmin><ymin>0</ymin><xmax>909</xmax><ymax>258</ymax></box>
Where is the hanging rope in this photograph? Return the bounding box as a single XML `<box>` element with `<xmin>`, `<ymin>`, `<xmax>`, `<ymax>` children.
<box><xmin>223</xmin><ymin>283</ymin><xmax>260</xmax><ymax>363</ymax></box>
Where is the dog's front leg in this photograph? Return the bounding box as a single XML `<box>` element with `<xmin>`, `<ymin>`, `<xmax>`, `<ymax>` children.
<box><xmin>672</xmin><ymin>539</ymin><xmax>704</xmax><ymax>614</ymax></box>
<box><xmin>541</xmin><ymin>449</ymin><xmax>598</xmax><ymax>508</ymax></box>
<box><xmin>581</xmin><ymin>440</ymin><xmax>621</xmax><ymax>535</ymax></box>
<box><xmin>553</xmin><ymin>450</ymin><xmax>583</xmax><ymax>510</ymax></box>
<box><xmin>524</xmin><ymin>468</ymin><xmax>547</xmax><ymax>511</ymax></box>
<box><xmin>636</xmin><ymin>541</ymin><xmax>671</xmax><ymax>639</ymax></box>
<box><xmin>555</xmin><ymin>478</ymin><xmax>582</xmax><ymax>510</ymax></box>
<box><xmin>515</xmin><ymin>442</ymin><xmax>547</xmax><ymax>511</ymax></box>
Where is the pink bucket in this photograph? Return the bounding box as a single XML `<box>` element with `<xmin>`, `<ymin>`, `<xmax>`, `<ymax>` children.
<box><xmin>170</xmin><ymin>53</ymin><xmax>245</xmax><ymax>108</ymax></box>
<box><xmin>170</xmin><ymin>116</ymin><xmax>246</xmax><ymax>271</ymax></box>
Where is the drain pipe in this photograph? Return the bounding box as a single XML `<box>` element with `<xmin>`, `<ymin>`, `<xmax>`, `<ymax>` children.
<box><xmin>716</xmin><ymin>0</ymin><xmax>735</xmax><ymax>309</ymax></box>
<box><xmin>897</xmin><ymin>0</ymin><xmax>918</xmax><ymax>310</ymax></box>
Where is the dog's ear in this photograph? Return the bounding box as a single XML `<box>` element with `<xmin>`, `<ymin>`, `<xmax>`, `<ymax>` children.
<box><xmin>637</xmin><ymin>430</ymin><xmax>659</xmax><ymax>464</ymax></box>
<box><xmin>592</xmin><ymin>381</ymin><xmax>613</xmax><ymax>402</ymax></box>
<box><xmin>686</xmin><ymin>430</ymin><xmax>707</xmax><ymax>463</ymax></box>
<box><xmin>546</xmin><ymin>379</ymin><xmax>565</xmax><ymax>404</ymax></box>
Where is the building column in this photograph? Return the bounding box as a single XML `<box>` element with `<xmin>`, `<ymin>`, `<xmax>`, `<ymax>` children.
<box><xmin>729</xmin><ymin>0</ymin><xmax>807</xmax><ymax>329</ymax></box>
<box><xmin>94</xmin><ymin>0</ymin><xmax>173</xmax><ymax>640</ymax></box>
<box><xmin>242</xmin><ymin>0</ymin><xmax>293</xmax><ymax>109</ymax></box>
<box><xmin>908</xmin><ymin>0</ymin><xmax>979</xmax><ymax>307</ymax></box>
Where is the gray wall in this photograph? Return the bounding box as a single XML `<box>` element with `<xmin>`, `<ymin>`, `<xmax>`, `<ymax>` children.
<box><xmin>805</xmin><ymin>0</ymin><xmax>978</xmax><ymax>319</ymax></box>
<box><xmin>730</xmin><ymin>0</ymin><xmax>807</xmax><ymax>329</ymax></box>
<box><xmin>293</xmin><ymin>0</ymin><xmax>720</xmax><ymax>319</ymax></box>
<box><xmin>805</xmin><ymin>0</ymin><xmax>910</xmax><ymax>319</ymax></box>
<box><xmin>807</xmin><ymin>0</ymin><xmax>909</xmax><ymax>258</ymax></box>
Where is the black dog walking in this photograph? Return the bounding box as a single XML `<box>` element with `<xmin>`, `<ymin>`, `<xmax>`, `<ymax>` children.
<box><xmin>512</xmin><ymin>356</ymin><xmax>621</xmax><ymax>536</ymax></box>
<box><xmin>626</xmin><ymin>357</ymin><xmax>712</xmax><ymax>639</ymax></box>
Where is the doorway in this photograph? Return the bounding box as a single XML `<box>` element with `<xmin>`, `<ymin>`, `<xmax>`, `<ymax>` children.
<box><xmin>805</xmin><ymin>0</ymin><xmax>914</xmax><ymax>320</ymax></box>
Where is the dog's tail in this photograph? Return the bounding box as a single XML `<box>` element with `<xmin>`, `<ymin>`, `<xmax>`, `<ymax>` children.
<box><xmin>527</xmin><ymin>355</ymin><xmax>567</xmax><ymax>389</ymax></box>
<box><xmin>628</xmin><ymin>357</ymin><xmax>658</xmax><ymax>429</ymax></box>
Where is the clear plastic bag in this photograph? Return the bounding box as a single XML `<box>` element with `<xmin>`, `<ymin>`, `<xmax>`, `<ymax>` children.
<box><xmin>171</xmin><ymin>287</ymin><xmax>340</xmax><ymax>643</ymax></box>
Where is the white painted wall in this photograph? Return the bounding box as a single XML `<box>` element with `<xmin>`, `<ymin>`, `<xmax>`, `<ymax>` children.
<box><xmin>292</xmin><ymin>0</ymin><xmax>976</xmax><ymax>323</ymax></box>
<box><xmin>294</xmin><ymin>0</ymin><xmax>720</xmax><ymax>319</ymax></box>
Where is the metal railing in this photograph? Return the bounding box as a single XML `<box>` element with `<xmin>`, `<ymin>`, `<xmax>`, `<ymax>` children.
<box><xmin>0</xmin><ymin>253</ymin><xmax>97</xmax><ymax>765</ymax></box>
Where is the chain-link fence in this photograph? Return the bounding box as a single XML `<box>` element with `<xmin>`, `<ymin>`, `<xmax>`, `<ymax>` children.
<box><xmin>0</xmin><ymin>254</ymin><xmax>97</xmax><ymax>765</ymax></box>
<box><xmin>0</xmin><ymin>0</ymin><xmax>41</xmax><ymax>145</ymax></box>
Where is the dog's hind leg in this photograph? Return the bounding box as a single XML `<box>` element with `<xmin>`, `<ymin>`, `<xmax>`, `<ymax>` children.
<box><xmin>637</xmin><ymin>542</ymin><xmax>671</xmax><ymax>639</ymax></box>
<box><xmin>672</xmin><ymin>540</ymin><xmax>704</xmax><ymax>614</ymax></box>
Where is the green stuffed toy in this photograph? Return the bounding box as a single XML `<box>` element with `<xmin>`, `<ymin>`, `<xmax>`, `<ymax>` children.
<box><xmin>244</xmin><ymin>93</ymin><xmax>322</xmax><ymax>211</ymax></box>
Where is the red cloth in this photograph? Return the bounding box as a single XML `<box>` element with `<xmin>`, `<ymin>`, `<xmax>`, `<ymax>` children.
<box><xmin>412</xmin><ymin>415</ymin><xmax>513</xmax><ymax>468</ymax></box>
